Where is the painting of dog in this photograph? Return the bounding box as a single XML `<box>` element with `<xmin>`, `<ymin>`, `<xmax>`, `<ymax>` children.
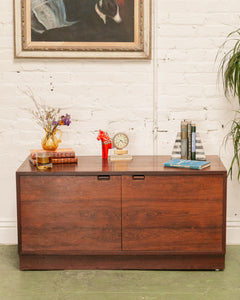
<box><xmin>31</xmin><ymin>0</ymin><xmax>134</xmax><ymax>42</ymax></box>
<box><xmin>14</xmin><ymin>0</ymin><xmax>151</xmax><ymax>59</ymax></box>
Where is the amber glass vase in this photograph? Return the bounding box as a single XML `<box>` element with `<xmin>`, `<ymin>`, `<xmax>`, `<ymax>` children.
<box><xmin>41</xmin><ymin>129</ymin><xmax>63</xmax><ymax>151</ymax></box>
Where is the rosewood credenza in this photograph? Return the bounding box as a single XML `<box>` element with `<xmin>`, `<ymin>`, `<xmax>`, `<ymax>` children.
<box><xmin>16</xmin><ymin>155</ymin><xmax>227</xmax><ymax>270</ymax></box>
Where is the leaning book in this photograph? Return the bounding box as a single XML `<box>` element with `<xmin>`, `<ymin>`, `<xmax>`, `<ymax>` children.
<box><xmin>164</xmin><ymin>159</ymin><xmax>211</xmax><ymax>170</ymax></box>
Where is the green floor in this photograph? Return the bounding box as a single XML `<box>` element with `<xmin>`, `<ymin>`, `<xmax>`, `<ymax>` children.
<box><xmin>0</xmin><ymin>246</ymin><xmax>240</xmax><ymax>300</ymax></box>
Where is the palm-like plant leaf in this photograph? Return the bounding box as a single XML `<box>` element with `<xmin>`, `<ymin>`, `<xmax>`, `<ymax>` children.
<box><xmin>218</xmin><ymin>29</ymin><xmax>240</xmax><ymax>179</ymax></box>
<box><xmin>218</xmin><ymin>30</ymin><xmax>240</xmax><ymax>103</ymax></box>
<box><xmin>224</xmin><ymin>113</ymin><xmax>240</xmax><ymax>179</ymax></box>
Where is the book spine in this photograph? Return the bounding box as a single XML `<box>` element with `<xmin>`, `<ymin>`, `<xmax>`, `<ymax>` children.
<box><xmin>29</xmin><ymin>157</ymin><xmax>78</xmax><ymax>165</ymax></box>
<box><xmin>187</xmin><ymin>121</ymin><xmax>192</xmax><ymax>160</ymax></box>
<box><xmin>31</xmin><ymin>151</ymin><xmax>75</xmax><ymax>159</ymax></box>
<box><xmin>181</xmin><ymin>121</ymin><xmax>188</xmax><ymax>159</ymax></box>
<box><xmin>166</xmin><ymin>164</ymin><xmax>199</xmax><ymax>169</ymax></box>
<box><xmin>191</xmin><ymin>124</ymin><xmax>196</xmax><ymax>160</ymax></box>
<box><xmin>52</xmin><ymin>151</ymin><xmax>75</xmax><ymax>158</ymax></box>
<box><xmin>52</xmin><ymin>157</ymin><xmax>78</xmax><ymax>164</ymax></box>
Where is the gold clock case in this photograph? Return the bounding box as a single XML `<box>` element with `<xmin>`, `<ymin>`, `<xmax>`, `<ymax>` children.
<box><xmin>113</xmin><ymin>133</ymin><xmax>129</xmax><ymax>149</ymax></box>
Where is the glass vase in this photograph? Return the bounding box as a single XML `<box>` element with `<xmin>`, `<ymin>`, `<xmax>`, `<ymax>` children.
<box><xmin>42</xmin><ymin>129</ymin><xmax>63</xmax><ymax>151</ymax></box>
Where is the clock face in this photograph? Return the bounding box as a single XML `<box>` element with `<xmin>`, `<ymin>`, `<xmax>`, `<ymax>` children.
<box><xmin>113</xmin><ymin>133</ymin><xmax>129</xmax><ymax>149</ymax></box>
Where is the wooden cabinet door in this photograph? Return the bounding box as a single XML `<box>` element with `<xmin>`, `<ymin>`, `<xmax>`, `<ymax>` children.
<box><xmin>122</xmin><ymin>175</ymin><xmax>225</xmax><ymax>253</ymax></box>
<box><xmin>19</xmin><ymin>175</ymin><xmax>121</xmax><ymax>253</ymax></box>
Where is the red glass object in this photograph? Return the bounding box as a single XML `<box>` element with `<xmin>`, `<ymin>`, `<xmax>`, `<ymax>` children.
<box><xmin>97</xmin><ymin>130</ymin><xmax>112</xmax><ymax>159</ymax></box>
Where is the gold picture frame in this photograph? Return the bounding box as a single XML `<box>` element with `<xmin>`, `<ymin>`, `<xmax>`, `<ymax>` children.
<box><xmin>14</xmin><ymin>0</ymin><xmax>151</xmax><ymax>59</ymax></box>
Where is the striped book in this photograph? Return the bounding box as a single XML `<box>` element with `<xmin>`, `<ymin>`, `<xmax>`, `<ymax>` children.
<box><xmin>171</xmin><ymin>132</ymin><xmax>206</xmax><ymax>161</ymax></box>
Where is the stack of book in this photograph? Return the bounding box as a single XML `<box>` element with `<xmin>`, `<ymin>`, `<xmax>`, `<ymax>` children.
<box><xmin>29</xmin><ymin>148</ymin><xmax>78</xmax><ymax>165</ymax></box>
<box><xmin>181</xmin><ymin>120</ymin><xmax>196</xmax><ymax>160</ymax></box>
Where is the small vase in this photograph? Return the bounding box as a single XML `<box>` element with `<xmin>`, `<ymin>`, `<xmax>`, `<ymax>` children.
<box><xmin>42</xmin><ymin>129</ymin><xmax>63</xmax><ymax>151</ymax></box>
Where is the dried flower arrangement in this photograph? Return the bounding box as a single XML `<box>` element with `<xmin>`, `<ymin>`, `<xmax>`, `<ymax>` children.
<box><xmin>25</xmin><ymin>90</ymin><xmax>71</xmax><ymax>150</ymax></box>
<box><xmin>30</xmin><ymin>95</ymin><xmax>71</xmax><ymax>135</ymax></box>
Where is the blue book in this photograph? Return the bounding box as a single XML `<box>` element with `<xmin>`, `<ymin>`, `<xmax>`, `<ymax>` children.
<box><xmin>164</xmin><ymin>159</ymin><xmax>211</xmax><ymax>170</ymax></box>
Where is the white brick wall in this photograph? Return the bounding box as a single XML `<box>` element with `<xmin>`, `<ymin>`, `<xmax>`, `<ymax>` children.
<box><xmin>0</xmin><ymin>0</ymin><xmax>240</xmax><ymax>243</ymax></box>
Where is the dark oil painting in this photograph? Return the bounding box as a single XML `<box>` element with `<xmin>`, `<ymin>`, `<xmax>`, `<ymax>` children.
<box><xmin>31</xmin><ymin>0</ymin><xmax>134</xmax><ymax>43</ymax></box>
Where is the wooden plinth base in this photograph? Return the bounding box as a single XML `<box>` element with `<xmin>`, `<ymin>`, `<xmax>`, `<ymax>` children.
<box><xmin>19</xmin><ymin>254</ymin><xmax>225</xmax><ymax>271</ymax></box>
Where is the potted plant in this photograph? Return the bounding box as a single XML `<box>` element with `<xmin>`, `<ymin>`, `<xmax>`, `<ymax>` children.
<box><xmin>218</xmin><ymin>28</ymin><xmax>240</xmax><ymax>179</ymax></box>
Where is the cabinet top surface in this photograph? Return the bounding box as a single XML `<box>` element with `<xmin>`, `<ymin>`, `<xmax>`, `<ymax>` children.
<box><xmin>17</xmin><ymin>155</ymin><xmax>227</xmax><ymax>176</ymax></box>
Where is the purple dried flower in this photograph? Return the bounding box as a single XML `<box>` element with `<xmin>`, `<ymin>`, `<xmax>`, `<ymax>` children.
<box><xmin>60</xmin><ymin>114</ymin><xmax>71</xmax><ymax>126</ymax></box>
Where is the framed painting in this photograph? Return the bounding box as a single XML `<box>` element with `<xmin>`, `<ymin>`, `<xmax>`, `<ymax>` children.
<box><xmin>14</xmin><ymin>0</ymin><xmax>151</xmax><ymax>59</ymax></box>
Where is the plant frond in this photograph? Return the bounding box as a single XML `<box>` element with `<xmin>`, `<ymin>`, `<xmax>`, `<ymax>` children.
<box><xmin>217</xmin><ymin>28</ymin><xmax>240</xmax><ymax>104</ymax></box>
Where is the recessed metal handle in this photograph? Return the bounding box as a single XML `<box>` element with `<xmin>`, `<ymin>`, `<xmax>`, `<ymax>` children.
<box><xmin>132</xmin><ymin>175</ymin><xmax>145</xmax><ymax>180</ymax></box>
<box><xmin>98</xmin><ymin>175</ymin><xmax>110</xmax><ymax>181</ymax></box>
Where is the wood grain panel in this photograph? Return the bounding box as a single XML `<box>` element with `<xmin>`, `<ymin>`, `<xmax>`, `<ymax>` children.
<box><xmin>122</xmin><ymin>175</ymin><xmax>224</xmax><ymax>252</ymax></box>
<box><xmin>19</xmin><ymin>254</ymin><xmax>225</xmax><ymax>270</ymax></box>
<box><xmin>16</xmin><ymin>155</ymin><xmax>227</xmax><ymax>270</ymax></box>
<box><xmin>20</xmin><ymin>176</ymin><xmax>121</xmax><ymax>253</ymax></box>
<box><xmin>17</xmin><ymin>155</ymin><xmax>227</xmax><ymax>175</ymax></box>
